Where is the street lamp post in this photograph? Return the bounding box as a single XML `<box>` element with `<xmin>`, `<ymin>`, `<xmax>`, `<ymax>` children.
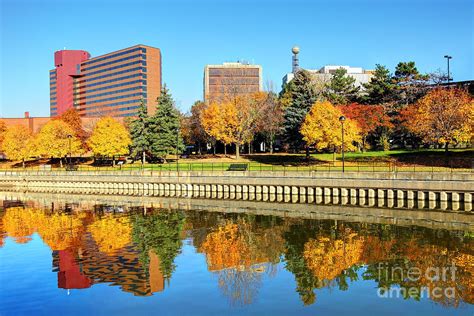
<box><xmin>444</xmin><ymin>55</ymin><xmax>452</xmax><ymax>83</ymax></box>
<box><xmin>67</xmin><ymin>134</ymin><xmax>72</xmax><ymax>167</ymax></box>
<box><xmin>339</xmin><ymin>116</ymin><xmax>346</xmax><ymax>173</ymax></box>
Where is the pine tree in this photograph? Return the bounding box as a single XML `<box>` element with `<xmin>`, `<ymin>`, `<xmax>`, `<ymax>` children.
<box><xmin>129</xmin><ymin>100</ymin><xmax>150</xmax><ymax>164</ymax></box>
<box><xmin>149</xmin><ymin>86</ymin><xmax>185</xmax><ymax>160</ymax></box>
<box><xmin>281</xmin><ymin>70</ymin><xmax>319</xmax><ymax>152</ymax></box>
<box><xmin>362</xmin><ymin>64</ymin><xmax>396</xmax><ymax>104</ymax></box>
<box><xmin>325</xmin><ymin>68</ymin><xmax>360</xmax><ymax>105</ymax></box>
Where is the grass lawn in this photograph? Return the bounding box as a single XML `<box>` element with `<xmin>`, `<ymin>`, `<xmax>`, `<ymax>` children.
<box><xmin>0</xmin><ymin>148</ymin><xmax>472</xmax><ymax>172</ymax></box>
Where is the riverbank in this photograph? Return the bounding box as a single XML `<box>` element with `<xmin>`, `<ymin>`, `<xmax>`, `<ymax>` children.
<box><xmin>1</xmin><ymin>170</ymin><xmax>472</xmax><ymax>212</ymax></box>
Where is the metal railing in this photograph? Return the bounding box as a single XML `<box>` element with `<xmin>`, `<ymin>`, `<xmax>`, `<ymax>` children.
<box><xmin>0</xmin><ymin>160</ymin><xmax>472</xmax><ymax>175</ymax></box>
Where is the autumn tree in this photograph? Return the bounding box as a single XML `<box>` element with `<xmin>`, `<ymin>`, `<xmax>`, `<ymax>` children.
<box><xmin>88</xmin><ymin>117</ymin><xmax>131</xmax><ymax>166</ymax></box>
<box><xmin>257</xmin><ymin>92</ymin><xmax>284</xmax><ymax>154</ymax></box>
<box><xmin>149</xmin><ymin>86</ymin><xmax>185</xmax><ymax>160</ymax></box>
<box><xmin>201</xmin><ymin>101</ymin><xmax>235</xmax><ymax>156</ymax></box>
<box><xmin>339</xmin><ymin>103</ymin><xmax>393</xmax><ymax>151</ymax></box>
<box><xmin>57</xmin><ymin>108</ymin><xmax>87</xmax><ymax>147</ymax></box>
<box><xmin>129</xmin><ymin>100</ymin><xmax>151</xmax><ymax>164</ymax></box>
<box><xmin>300</xmin><ymin>101</ymin><xmax>361</xmax><ymax>152</ymax></box>
<box><xmin>281</xmin><ymin>70</ymin><xmax>320</xmax><ymax>153</ymax></box>
<box><xmin>189</xmin><ymin>101</ymin><xmax>213</xmax><ymax>155</ymax></box>
<box><xmin>36</xmin><ymin>120</ymin><xmax>82</xmax><ymax>167</ymax></box>
<box><xmin>2</xmin><ymin>125</ymin><xmax>35</xmax><ymax>168</ymax></box>
<box><xmin>402</xmin><ymin>88</ymin><xmax>473</xmax><ymax>151</ymax></box>
<box><xmin>0</xmin><ymin>120</ymin><xmax>6</xmax><ymax>149</ymax></box>
<box><xmin>324</xmin><ymin>68</ymin><xmax>360</xmax><ymax>105</ymax></box>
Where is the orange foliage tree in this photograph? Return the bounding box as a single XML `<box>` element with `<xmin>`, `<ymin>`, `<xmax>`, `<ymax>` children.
<box><xmin>402</xmin><ymin>88</ymin><xmax>473</xmax><ymax>151</ymax></box>
<box><xmin>303</xmin><ymin>230</ymin><xmax>365</xmax><ymax>281</ymax></box>
<box><xmin>57</xmin><ymin>108</ymin><xmax>88</xmax><ymax>148</ymax></box>
<box><xmin>339</xmin><ymin>103</ymin><xmax>393</xmax><ymax>151</ymax></box>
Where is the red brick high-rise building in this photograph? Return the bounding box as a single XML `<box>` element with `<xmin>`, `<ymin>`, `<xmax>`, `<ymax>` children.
<box><xmin>49</xmin><ymin>45</ymin><xmax>161</xmax><ymax>117</ymax></box>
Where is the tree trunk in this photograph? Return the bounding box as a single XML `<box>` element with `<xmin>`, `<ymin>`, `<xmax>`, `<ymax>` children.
<box><xmin>60</xmin><ymin>158</ymin><xmax>63</xmax><ymax>168</ymax></box>
<box><xmin>236</xmin><ymin>143</ymin><xmax>240</xmax><ymax>159</ymax></box>
<box><xmin>248</xmin><ymin>142</ymin><xmax>251</xmax><ymax>155</ymax></box>
<box><xmin>270</xmin><ymin>139</ymin><xmax>274</xmax><ymax>154</ymax></box>
<box><xmin>113</xmin><ymin>156</ymin><xmax>116</xmax><ymax>167</ymax></box>
<box><xmin>305</xmin><ymin>146</ymin><xmax>310</xmax><ymax>161</ymax></box>
<box><xmin>22</xmin><ymin>159</ymin><xmax>25</xmax><ymax>169</ymax></box>
<box><xmin>224</xmin><ymin>145</ymin><xmax>227</xmax><ymax>156</ymax></box>
<box><xmin>362</xmin><ymin>136</ymin><xmax>366</xmax><ymax>152</ymax></box>
<box><xmin>142</xmin><ymin>151</ymin><xmax>146</xmax><ymax>165</ymax></box>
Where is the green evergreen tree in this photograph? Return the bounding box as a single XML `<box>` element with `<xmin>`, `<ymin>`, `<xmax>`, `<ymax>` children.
<box><xmin>325</xmin><ymin>68</ymin><xmax>360</xmax><ymax>105</ymax></box>
<box><xmin>131</xmin><ymin>210</ymin><xmax>185</xmax><ymax>280</ymax></box>
<box><xmin>149</xmin><ymin>86</ymin><xmax>185</xmax><ymax>160</ymax></box>
<box><xmin>281</xmin><ymin>70</ymin><xmax>319</xmax><ymax>152</ymax></box>
<box><xmin>129</xmin><ymin>100</ymin><xmax>150</xmax><ymax>164</ymax></box>
<box><xmin>392</xmin><ymin>61</ymin><xmax>430</xmax><ymax>106</ymax></box>
<box><xmin>362</xmin><ymin>64</ymin><xmax>396</xmax><ymax>104</ymax></box>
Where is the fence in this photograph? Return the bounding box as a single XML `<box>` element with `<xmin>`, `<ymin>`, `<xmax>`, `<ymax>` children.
<box><xmin>0</xmin><ymin>160</ymin><xmax>472</xmax><ymax>174</ymax></box>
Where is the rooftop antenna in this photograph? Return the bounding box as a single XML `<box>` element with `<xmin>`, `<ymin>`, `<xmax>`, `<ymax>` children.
<box><xmin>292</xmin><ymin>46</ymin><xmax>300</xmax><ymax>73</ymax></box>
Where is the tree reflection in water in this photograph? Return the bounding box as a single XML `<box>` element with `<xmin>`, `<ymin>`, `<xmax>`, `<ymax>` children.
<box><xmin>0</xmin><ymin>204</ymin><xmax>472</xmax><ymax>308</ymax></box>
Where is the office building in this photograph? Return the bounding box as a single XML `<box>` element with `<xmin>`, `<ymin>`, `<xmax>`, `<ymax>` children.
<box><xmin>50</xmin><ymin>44</ymin><xmax>161</xmax><ymax>117</ymax></box>
<box><xmin>282</xmin><ymin>46</ymin><xmax>373</xmax><ymax>88</ymax></box>
<box><xmin>204</xmin><ymin>62</ymin><xmax>262</xmax><ymax>103</ymax></box>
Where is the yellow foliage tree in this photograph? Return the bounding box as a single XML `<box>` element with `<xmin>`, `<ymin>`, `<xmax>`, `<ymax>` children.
<box><xmin>36</xmin><ymin>120</ymin><xmax>82</xmax><ymax>167</ymax></box>
<box><xmin>0</xmin><ymin>120</ymin><xmax>6</xmax><ymax>149</ymax></box>
<box><xmin>403</xmin><ymin>88</ymin><xmax>473</xmax><ymax>151</ymax></box>
<box><xmin>201</xmin><ymin>94</ymin><xmax>263</xmax><ymax>158</ymax></box>
<box><xmin>300</xmin><ymin>100</ymin><xmax>361</xmax><ymax>151</ymax></box>
<box><xmin>89</xmin><ymin>215</ymin><xmax>132</xmax><ymax>254</ymax></box>
<box><xmin>201</xmin><ymin>102</ymin><xmax>238</xmax><ymax>156</ymax></box>
<box><xmin>303</xmin><ymin>232</ymin><xmax>364</xmax><ymax>281</ymax></box>
<box><xmin>88</xmin><ymin>117</ymin><xmax>131</xmax><ymax>165</ymax></box>
<box><xmin>2</xmin><ymin>125</ymin><xmax>36</xmax><ymax>168</ymax></box>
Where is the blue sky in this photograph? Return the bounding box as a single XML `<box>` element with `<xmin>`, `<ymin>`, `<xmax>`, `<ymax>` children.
<box><xmin>0</xmin><ymin>0</ymin><xmax>472</xmax><ymax>117</ymax></box>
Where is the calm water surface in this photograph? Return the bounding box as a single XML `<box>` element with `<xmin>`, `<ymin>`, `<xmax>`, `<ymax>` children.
<box><xmin>0</xmin><ymin>199</ymin><xmax>473</xmax><ymax>315</ymax></box>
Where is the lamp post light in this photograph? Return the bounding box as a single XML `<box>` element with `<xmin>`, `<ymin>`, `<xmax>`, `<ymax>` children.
<box><xmin>339</xmin><ymin>116</ymin><xmax>346</xmax><ymax>173</ymax></box>
<box><xmin>444</xmin><ymin>55</ymin><xmax>452</xmax><ymax>83</ymax></box>
<box><xmin>67</xmin><ymin>134</ymin><xmax>72</xmax><ymax>167</ymax></box>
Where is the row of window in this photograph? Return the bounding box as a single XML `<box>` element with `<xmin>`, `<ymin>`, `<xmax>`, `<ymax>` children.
<box><xmin>77</xmin><ymin>85</ymin><xmax>146</xmax><ymax>101</ymax></box>
<box><xmin>50</xmin><ymin>91</ymin><xmax>56</xmax><ymax>96</ymax></box>
<box><xmin>74</xmin><ymin>78</ymin><xmax>146</xmax><ymax>96</ymax></box>
<box><xmin>51</xmin><ymin>101</ymin><xmax>57</xmax><ymax>106</ymax></box>
<box><xmin>50</xmin><ymin>97</ymin><xmax>56</xmax><ymax>101</ymax></box>
<box><xmin>79</xmin><ymin>92</ymin><xmax>147</xmax><ymax>106</ymax></box>
<box><xmin>75</xmin><ymin>72</ymin><xmax>146</xmax><ymax>91</ymax></box>
<box><xmin>79</xmin><ymin>67</ymin><xmax>146</xmax><ymax>88</ymax></box>
<box><xmin>82</xmin><ymin>47</ymin><xmax>146</xmax><ymax>67</ymax></box>
<box><xmin>82</xmin><ymin>53</ymin><xmax>146</xmax><ymax>72</ymax></box>
<box><xmin>50</xmin><ymin>79</ymin><xmax>56</xmax><ymax>84</ymax></box>
<box><xmin>79</xmin><ymin>98</ymin><xmax>143</xmax><ymax>112</ymax></box>
<box><xmin>81</xmin><ymin>61</ymin><xmax>147</xmax><ymax>79</ymax></box>
<box><xmin>85</xmin><ymin>105</ymin><xmax>141</xmax><ymax>117</ymax></box>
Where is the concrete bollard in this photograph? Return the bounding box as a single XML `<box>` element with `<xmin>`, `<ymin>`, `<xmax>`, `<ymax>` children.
<box><xmin>439</xmin><ymin>191</ymin><xmax>448</xmax><ymax>202</ymax></box>
<box><xmin>307</xmin><ymin>187</ymin><xmax>314</xmax><ymax>203</ymax></box>
<box><xmin>350</xmin><ymin>188</ymin><xmax>357</xmax><ymax>198</ymax></box>
<box><xmin>269</xmin><ymin>186</ymin><xmax>276</xmax><ymax>202</ymax></box>
<box><xmin>387</xmin><ymin>190</ymin><xmax>394</xmax><ymax>199</ymax></box>
<box><xmin>377</xmin><ymin>189</ymin><xmax>385</xmax><ymax>199</ymax></box>
<box><xmin>368</xmin><ymin>189</ymin><xmax>375</xmax><ymax>198</ymax></box>
<box><xmin>340</xmin><ymin>188</ymin><xmax>348</xmax><ymax>197</ymax></box>
<box><xmin>452</xmin><ymin>192</ymin><xmax>460</xmax><ymax>202</ymax></box>
<box><xmin>315</xmin><ymin>187</ymin><xmax>323</xmax><ymax>196</ymax></box>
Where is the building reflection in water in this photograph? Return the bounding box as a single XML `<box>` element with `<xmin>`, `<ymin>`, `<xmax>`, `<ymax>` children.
<box><xmin>0</xmin><ymin>201</ymin><xmax>472</xmax><ymax>308</ymax></box>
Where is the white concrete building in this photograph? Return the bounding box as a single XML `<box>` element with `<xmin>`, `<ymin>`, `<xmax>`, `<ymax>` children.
<box><xmin>282</xmin><ymin>47</ymin><xmax>373</xmax><ymax>88</ymax></box>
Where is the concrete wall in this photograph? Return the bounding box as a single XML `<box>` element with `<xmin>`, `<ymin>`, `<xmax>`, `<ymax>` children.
<box><xmin>0</xmin><ymin>171</ymin><xmax>472</xmax><ymax>212</ymax></box>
